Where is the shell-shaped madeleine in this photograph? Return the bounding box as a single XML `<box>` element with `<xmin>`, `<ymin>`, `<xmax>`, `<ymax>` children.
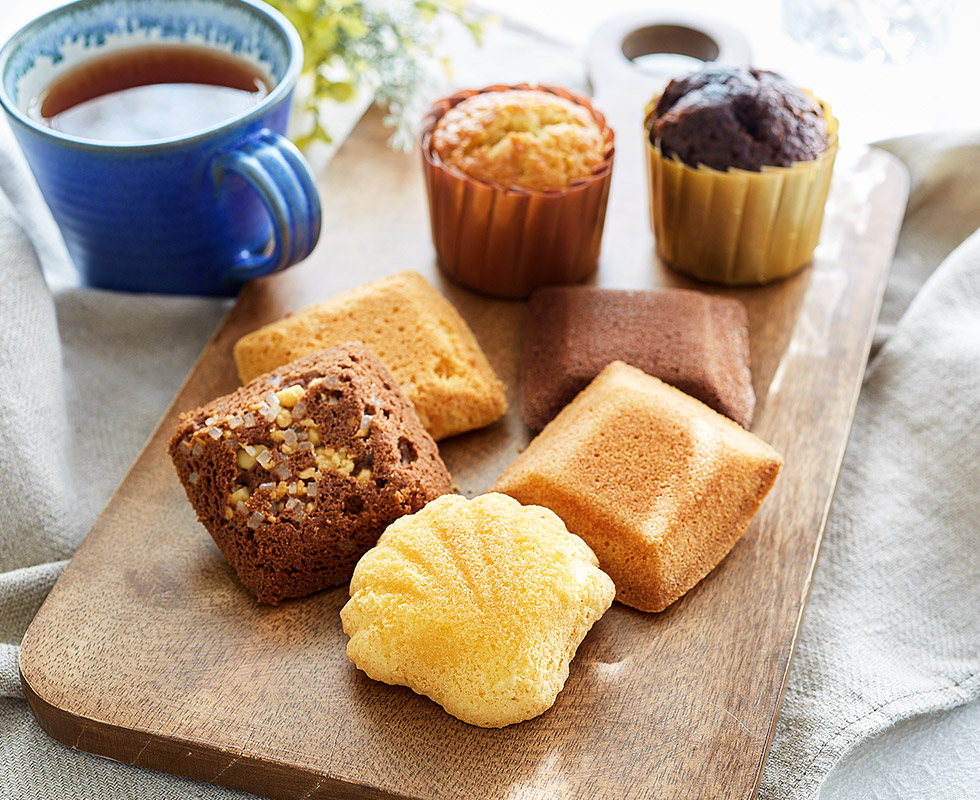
<box><xmin>340</xmin><ymin>492</ymin><xmax>615</xmax><ymax>728</ymax></box>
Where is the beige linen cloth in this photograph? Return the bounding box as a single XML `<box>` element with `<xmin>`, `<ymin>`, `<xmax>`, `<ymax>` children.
<box><xmin>1</xmin><ymin>111</ymin><xmax>979</xmax><ymax>800</ymax></box>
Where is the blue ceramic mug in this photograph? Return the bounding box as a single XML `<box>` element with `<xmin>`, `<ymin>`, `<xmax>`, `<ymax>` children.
<box><xmin>0</xmin><ymin>0</ymin><xmax>321</xmax><ymax>295</ymax></box>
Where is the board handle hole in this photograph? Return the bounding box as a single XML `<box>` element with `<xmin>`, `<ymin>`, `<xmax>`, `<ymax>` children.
<box><xmin>622</xmin><ymin>25</ymin><xmax>721</xmax><ymax>77</ymax></box>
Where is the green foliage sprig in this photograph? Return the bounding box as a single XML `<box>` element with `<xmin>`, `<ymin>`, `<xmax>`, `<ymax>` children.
<box><xmin>264</xmin><ymin>0</ymin><xmax>486</xmax><ymax>150</ymax></box>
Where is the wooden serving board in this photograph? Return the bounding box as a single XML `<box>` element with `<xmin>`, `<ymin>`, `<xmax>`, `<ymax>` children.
<box><xmin>20</xmin><ymin>44</ymin><xmax>908</xmax><ymax>800</ymax></box>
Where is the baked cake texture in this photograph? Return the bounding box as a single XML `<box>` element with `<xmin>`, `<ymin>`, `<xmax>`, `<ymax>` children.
<box><xmin>521</xmin><ymin>286</ymin><xmax>755</xmax><ymax>431</ymax></box>
<box><xmin>649</xmin><ymin>66</ymin><xmax>828</xmax><ymax>172</ymax></box>
<box><xmin>341</xmin><ymin>493</ymin><xmax>615</xmax><ymax>728</ymax></box>
<box><xmin>493</xmin><ymin>361</ymin><xmax>783</xmax><ymax>613</ymax></box>
<box><xmin>232</xmin><ymin>271</ymin><xmax>506</xmax><ymax>441</ymax></box>
<box><xmin>169</xmin><ymin>343</ymin><xmax>452</xmax><ymax>604</ymax></box>
<box><xmin>430</xmin><ymin>88</ymin><xmax>608</xmax><ymax>192</ymax></box>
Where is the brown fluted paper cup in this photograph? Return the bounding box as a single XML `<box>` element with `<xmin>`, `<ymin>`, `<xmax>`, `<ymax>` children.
<box><xmin>421</xmin><ymin>84</ymin><xmax>615</xmax><ymax>299</ymax></box>
<box><xmin>645</xmin><ymin>96</ymin><xmax>839</xmax><ymax>286</ymax></box>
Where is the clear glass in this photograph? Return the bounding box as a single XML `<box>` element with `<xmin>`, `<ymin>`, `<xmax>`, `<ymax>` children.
<box><xmin>782</xmin><ymin>0</ymin><xmax>957</xmax><ymax>63</ymax></box>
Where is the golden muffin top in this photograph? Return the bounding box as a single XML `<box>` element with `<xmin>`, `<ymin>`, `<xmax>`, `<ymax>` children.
<box><xmin>430</xmin><ymin>89</ymin><xmax>608</xmax><ymax>192</ymax></box>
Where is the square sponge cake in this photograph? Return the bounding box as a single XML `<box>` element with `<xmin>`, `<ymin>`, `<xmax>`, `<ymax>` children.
<box><xmin>233</xmin><ymin>270</ymin><xmax>506</xmax><ymax>441</ymax></box>
<box><xmin>493</xmin><ymin>361</ymin><xmax>782</xmax><ymax>612</ymax></box>
<box><xmin>169</xmin><ymin>343</ymin><xmax>452</xmax><ymax>604</ymax></box>
<box><xmin>341</xmin><ymin>493</ymin><xmax>615</xmax><ymax>728</ymax></box>
<box><xmin>521</xmin><ymin>286</ymin><xmax>755</xmax><ymax>431</ymax></box>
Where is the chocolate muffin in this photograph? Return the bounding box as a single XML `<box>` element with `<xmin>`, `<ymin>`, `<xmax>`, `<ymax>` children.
<box><xmin>168</xmin><ymin>343</ymin><xmax>452</xmax><ymax>604</ymax></box>
<box><xmin>644</xmin><ymin>66</ymin><xmax>838</xmax><ymax>285</ymax></box>
<box><xmin>649</xmin><ymin>66</ymin><xmax>828</xmax><ymax>172</ymax></box>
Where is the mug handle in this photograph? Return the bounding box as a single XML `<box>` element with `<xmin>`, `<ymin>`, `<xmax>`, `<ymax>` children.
<box><xmin>212</xmin><ymin>129</ymin><xmax>322</xmax><ymax>282</ymax></box>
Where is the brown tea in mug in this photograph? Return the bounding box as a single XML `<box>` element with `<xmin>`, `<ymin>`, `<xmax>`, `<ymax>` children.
<box><xmin>32</xmin><ymin>45</ymin><xmax>271</xmax><ymax>141</ymax></box>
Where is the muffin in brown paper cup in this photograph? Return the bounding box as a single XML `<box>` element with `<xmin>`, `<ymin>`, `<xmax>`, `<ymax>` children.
<box><xmin>421</xmin><ymin>84</ymin><xmax>615</xmax><ymax>299</ymax></box>
<box><xmin>644</xmin><ymin>71</ymin><xmax>839</xmax><ymax>286</ymax></box>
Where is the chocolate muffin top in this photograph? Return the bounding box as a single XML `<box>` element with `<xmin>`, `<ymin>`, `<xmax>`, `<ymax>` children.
<box><xmin>649</xmin><ymin>66</ymin><xmax>829</xmax><ymax>172</ymax></box>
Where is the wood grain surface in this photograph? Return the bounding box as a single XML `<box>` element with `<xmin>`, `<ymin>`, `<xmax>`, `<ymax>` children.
<box><xmin>20</xmin><ymin>57</ymin><xmax>908</xmax><ymax>800</ymax></box>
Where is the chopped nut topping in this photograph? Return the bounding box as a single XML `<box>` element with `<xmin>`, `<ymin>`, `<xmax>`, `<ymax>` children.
<box><xmin>315</xmin><ymin>445</ymin><xmax>356</xmax><ymax>475</ymax></box>
<box><xmin>229</xmin><ymin>485</ymin><xmax>250</xmax><ymax>505</ymax></box>
<box><xmin>237</xmin><ymin>444</ymin><xmax>268</xmax><ymax>470</ymax></box>
<box><xmin>214</xmin><ymin>385</ymin><xmax>384</xmax><ymax>530</ymax></box>
<box><xmin>275</xmin><ymin>385</ymin><xmax>305</xmax><ymax>408</ymax></box>
<box><xmin>354</xmin><ymin>412</ymin><xmax>372</xmax><ymax>438</ymax></box>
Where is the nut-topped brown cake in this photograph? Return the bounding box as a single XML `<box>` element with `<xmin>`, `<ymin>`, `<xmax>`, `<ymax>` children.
<box><xmin>168</xmin><ymin>343</ymin><xmax>452</xmax><ymax>604</ymax></box>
